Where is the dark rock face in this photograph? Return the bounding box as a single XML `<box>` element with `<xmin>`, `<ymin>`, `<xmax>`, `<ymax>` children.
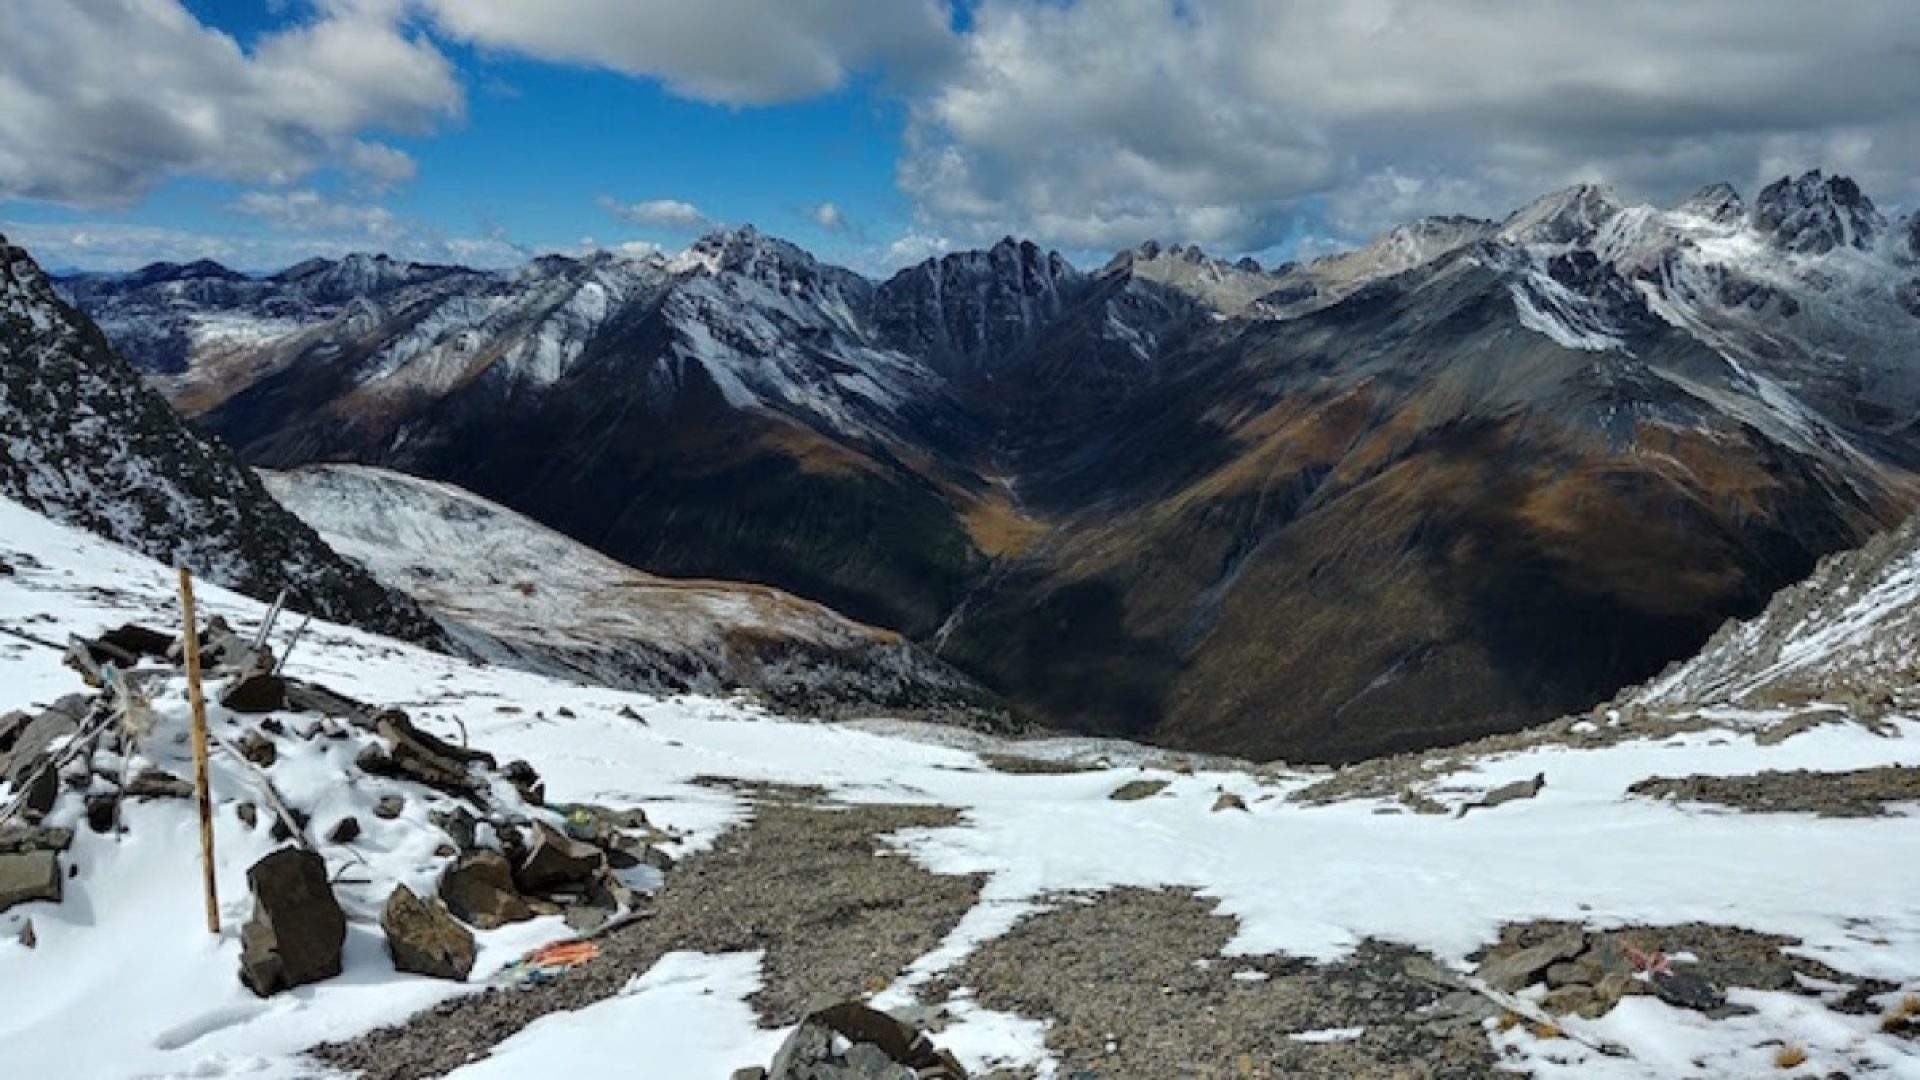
<box><xmin>0</xmin><ymin>235</ymin><xmax>440</xmax><ymax>643</ymax></box>
<box><xmin>382</xmin><ymin>884</ymin><xmax>476</xmax><ymax>981</ymax></box>
<box><xmin>872</xmin><ymin>238</ymin><xmax>1083</xmax><ymax>378</ymax></box>
<box><xmin>1752</xmin><ymin>170</ymin><xmax>1886</xmax><ymax>254</ymax></box>
<box><xmin>238</xmin><ymin>848</ymin><xmax>347</xmax><ymax>996</ymax></box>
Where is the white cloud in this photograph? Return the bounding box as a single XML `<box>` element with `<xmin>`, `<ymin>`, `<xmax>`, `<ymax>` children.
<box><xmin>810</xmin><ymin>202</ymin><xmax>850</xmax><ymax>231</ymax></box>
<box><xmin>229</xmin><ymin>189</ymin><xmax>404</xmax><ymax>238</ymax></box>
<box><xmin>882</xmin><ymin>230</ymin><xmax>951</xmax><ymax>267</ymax></box>
<box><xmin>0</xmin><ymin>0</ymin><xmax>462</xmax><ymax>206</ymax></box>
<box><xmin>420</xmin><ymin>0</ymin><xmax>956</xmax><ymax>106</ymax></box>
<box><xmin>597</xmin><ymin>196</ymin><xmax>712</xmax><ymax>231</ymax></box>
<box><xmin>901</xmin><ymin>0</ymin><xmax>1920</xmax><ymax>253</ymax></box>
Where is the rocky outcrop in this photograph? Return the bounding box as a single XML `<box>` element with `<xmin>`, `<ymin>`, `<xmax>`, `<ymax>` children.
<box><xmin>239</xmin><ymin>848</ymin><xmax>347</xmax><ymax>996</ymax></box>
<box><xmin>1752</xmin><ymin>170</ymin><xmax>1886</xmax><ymax>254</ymax></box>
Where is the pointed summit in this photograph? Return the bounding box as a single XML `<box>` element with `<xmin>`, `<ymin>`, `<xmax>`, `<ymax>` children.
<box><xmin>1499</xmin><ymin>183</ymin><xmax>1625</xmax><ymax>245</ymax></box>
<box><xmin>1677</xmin><ymin>182</ymin><xmax>1745</xmax><ymax>225</ymax></box>
<box><xmin>1752</xmin><ymin>171</ymin><xmax>1885</xmax><ymax>254</ymax></box>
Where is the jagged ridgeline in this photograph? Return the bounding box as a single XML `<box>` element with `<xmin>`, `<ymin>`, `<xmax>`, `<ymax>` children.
<box><xmin>53</xmin><ymin>172</ymin><xmax>1920</xmax><ymax>761</ymax></box>
<box><xmin>0</xmin><ymin>235</ymin><xmax>438</xmax><ymax>642</ymax></box>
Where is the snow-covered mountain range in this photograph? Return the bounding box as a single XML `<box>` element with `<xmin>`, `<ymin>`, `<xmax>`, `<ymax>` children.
<box><xmin>54</xmin><ymin>171</ymin><xmax>1920</xmax><ymax>761</ymax></box>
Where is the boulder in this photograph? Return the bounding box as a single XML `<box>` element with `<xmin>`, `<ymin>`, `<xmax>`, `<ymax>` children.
<box><xmin>95</xmin><ymin>623</ymin><xmax>174</xmax><ymax>660</ymax></box>
<box><xmin>766</xmin><ymin>1002</ymin><xmax>966</xmax><ymax>1079</ymax></box>
<box><xmin>1109</xmin><ymin>779</ymin><xmax>1170</xmax><ymax>802</ymax></box>
<box><xmin>373</xmin><ymin>795</ymin><xmax>405</xmax><ymax>820</ymax></box>
<box><xmin>238</xmin><ymin>848</ymin><xmax>346</xmax><ymax>997</ymax></box>
<box><xmin>0</xmin><ymin>851</ymin><xmax>62</xmax><ymax>913</ymax></box>
<box><xmin>1211</xmin><ymin>792</ymin><xmax>1248</xmax><ymax>813</ymax></box>
<box><xmin>503</xmin><ymin>759</ymin><xmax>544</xmax><ymax>805</ymax></box>
<box><xmin>382</xmin><ymin>884</ymin><xmax>476</xmax><ymax>981</ymax></box>
<box><xmin>439</xmin><ymin>850</ymin><xmax>532</xmax><ymax>929</ymax></box>
<box><xmin>515</xmin><ymin>821</ymin><xmax>604</xmax><ymax>894</ymax></box>
<box><xmin>222</xmin><ymin>673</ymin><xmax>288</xmax><ymax>715</ymax></box>
<box><xmin>327</xmin><ymin>816</ymin><xmax>361</xmax><ymax>844</ymax></box>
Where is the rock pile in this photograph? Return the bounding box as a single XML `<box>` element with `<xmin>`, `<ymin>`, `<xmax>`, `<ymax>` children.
<box><xmin>1</xmin><ymin>615</ymin><xmax>676</xmax><ymax>1000</ymax></box>
<box><xmin>735</xmin><ymin>1001</ymin><xmax>968</xmax><ymax>1080</ymax></box>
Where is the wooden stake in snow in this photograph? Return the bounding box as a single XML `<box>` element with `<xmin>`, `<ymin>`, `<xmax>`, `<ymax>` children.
<box><xmin>178</xmin><ymin>568</ymin><xmax>220</xmax><ymax>935</ymax></box>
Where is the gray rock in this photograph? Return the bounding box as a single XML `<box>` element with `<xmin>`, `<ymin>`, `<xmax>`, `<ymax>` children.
<box><xmin>327</xmin><ymin>816</ymin><xmax>361</xmax><ymax>844</ymax></box>
<box><xmin>373</xmin><ymin>795</ymin><xmax>404</xmax><ymax>820</ymax></box>
<box><xmin>125</xmin><ymin>768</ymin><xmax>194</xmax><ymax>800</ymax></box>
<box><xmin>766</xmin><ymin>1002</ymin><xmax>966</xmax><ymax>1079</ymax></box>
<box><xmin>235</xmin><ymin>729</ymin><xmax>278</xmax><ymax>767</ymax></box>
<box><xmin>1651</xmin><ymin>970</ymin><xmax>1725</xmax><ymax>1012</ymax></box>
<box><xmin>0</xmin><ymin>851</ymin><xmax>62</xmax><ymax>913</ymax></box>
<box><xmin>239</xmin><ymin>848</ymin><xmax>346</xmax><ymax>996</ymax></box>
<box><xmin>428</xmin><ymin>806</ymin><xmax>478</xmax><ymax>852</ymax></box>
<box><xmin>515</xmin><ymin>821</ymin><xmax>604</xmax><ymax>894</ymax></box>
<box><xmin>1211</xmin><ymin>792</ymin><xmax>1248</xmax><ymax>813</ymax></box>
<box><xmin>439</xmin><ymin>850</ymin><xmax>532</xmax><ymax>929</ymax></box>
<box><xmin>1109</xmin><ymin>779</ymin><xmax>1170</xmax><ymax>802</ymax></box>
<box><xmin>382</xmin><ymin>884</ymin><xmax>475</xmax><ymax>981</ymax></box>
<box><xmin>1456</xmin><ymin>773</ymin><xmax>1545</xmax><ymax>817</ymax></box>
<box><xmin>0</xmin><ymin>824</ymin><xmax>72</xmax><ymax>854</ymax></box>
<box><xmin>1477</xmin><ymin>926</ymin><xmax>1586</xmax><ymax>992</ymax></box>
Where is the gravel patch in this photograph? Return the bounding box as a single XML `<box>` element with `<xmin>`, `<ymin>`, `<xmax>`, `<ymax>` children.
<box><xmin>930</xmin><ymin>887</ymin><xmax>1497</xmax><ymax>1079</ymax></box>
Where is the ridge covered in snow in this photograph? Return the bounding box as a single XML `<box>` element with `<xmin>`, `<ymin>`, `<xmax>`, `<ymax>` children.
<box><xmin>262</xmin><ymin>464</ymin><xmax>1001</xmax><ymax>720</ymax></box>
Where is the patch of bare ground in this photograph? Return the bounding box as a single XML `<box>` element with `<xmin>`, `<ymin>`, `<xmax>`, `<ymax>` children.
<box><xmin>1629</xmin><ymin>765</ymin><xmax>1920</xmax><ymax>817</ymax></box>
<box><xmin>927</xmin><ymin>887</ymin><xmax>1498</xmax><ymax>1079</ymax></box>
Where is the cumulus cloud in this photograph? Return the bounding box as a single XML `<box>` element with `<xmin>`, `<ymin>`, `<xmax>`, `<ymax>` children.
<box><xmin>902</xmin><ymin>0</ymin><xmax>1920</xmax><ymax>253</ymax></box>
<box><xmin>0</xmin><ymin>0</ymin><xmax>462</xmax><ymax>206</ymax></box>
<box><xmin>597</xmin><ymin>196</ymin><xmax>712</xmax><ymax>231</ymax></box>
<box><xmin>420</xmin><ymin>0</ymin><xmax>957</xmax><ymax>106</ymax></box>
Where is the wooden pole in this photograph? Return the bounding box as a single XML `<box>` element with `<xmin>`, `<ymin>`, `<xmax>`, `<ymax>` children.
<box><xmin>178</xmin><ymin>568</ymin><xmax>220</xmax><ymax>935</ymax></box>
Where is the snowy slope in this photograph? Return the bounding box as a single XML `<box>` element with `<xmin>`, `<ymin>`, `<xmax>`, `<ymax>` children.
<box><xmin>1635</xmin><ymin>507</ymin><xmax>1920</xmax><ymax>709</ymax></box>
<box><xmin>261</xmin><ymin>464</ymin><xmax>998</xmax><ymax>719</ymax></box>
<box><xmin>3</xmin><ymin>494</ymin><xmax>1919</xmax><ymax>1078</ymax></box>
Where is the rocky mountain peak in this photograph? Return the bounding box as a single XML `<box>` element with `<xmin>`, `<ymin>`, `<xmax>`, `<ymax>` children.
<box><xmin>1752</xmin><ymin>170</ymin><xmax>1885</xmax><ymax>254</ymax></box>
<box><xmin>1499</xmin><ymin>183</ymin><xmax>1626</xmax><ymax>245</ymax></box>
<box><xmin>1676</xmin><ymin>182</ymin><xmax>1746</xmax><ymax>224</ymax></box>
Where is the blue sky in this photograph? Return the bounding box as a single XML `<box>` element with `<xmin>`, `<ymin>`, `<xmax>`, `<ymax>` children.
<box><xmin>3</xmin><ymin>1</ymin><xmax>1917</xmax><ymax>275</ymax></box>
